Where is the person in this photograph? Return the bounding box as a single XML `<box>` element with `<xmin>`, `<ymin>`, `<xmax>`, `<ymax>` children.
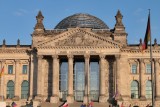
<box><xmin>11</xmin><ymin>102</ymin><xmax>17</xmax><ymax>107</ymax></box>
<box><xmin>89</xmin><ymin>100</ymin><xmax>93</xmax><ymax>107</ymax></box>
<box><xmin>80</xmin><ymin>103</ymin><xmax>86</xmax><ymax>107</ymax></box>
<box><xmin>59</xmin><ymin>100</ymin><xmax>68</xmax><ymax>107</ymax></box>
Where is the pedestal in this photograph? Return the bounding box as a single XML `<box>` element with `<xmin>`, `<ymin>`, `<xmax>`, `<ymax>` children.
<box><xmin>156</xmin><ymin>96</ymin><xmax>160</xmax><ymax>100</ymax></box>
<box><xmin>12</xmin><ymin>96</ymin><xmax>19</xmax><ymax>101</ymax></box>
<box><xmin>140</xmin><ymin>96</ymin><xmax>146</xmax><ymax>101</ymax></box>
<box><xmin>33</xmin><ymin>100</ymin><xmax>41</xmax><ymax>107</ymax></box>
<box><xmin>28</xmin><ymin>95</ymin><xmax>33</xmax><ymax>101</ymax></box>
<box><xmin>66</xmin><ymin>95</ymin><xmax>74</xmax><ymax>103</ymax></box>
<box><xmin>83</xmin><ymin>96</ymin><xmax>90</xmax><ymax>104</ymax></box>
<box><xmin>0</xmin><ymin>102</ymin><xmax>6</xmax><ymax>107</ymax></box>
<box><xmin>99</xmin><ymin>95</ymin><xmax>107</xmax><ymax>103</ymax></box>
<box><xmin>50</xmin><ymin>96</ymin><xmax>59</xmax><ymax>103</ymax></box>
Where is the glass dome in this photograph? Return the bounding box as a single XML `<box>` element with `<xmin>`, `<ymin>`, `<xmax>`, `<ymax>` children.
<box><xmin>55</xmin><ymin>13</ymin><xmax>109</xmax><ymax>29</ymax></box>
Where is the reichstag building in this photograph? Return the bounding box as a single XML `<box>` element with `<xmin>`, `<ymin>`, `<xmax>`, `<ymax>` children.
<box><xmin>0</xmin><ymin>10</ymin><xmax>160</xmax><ymax>107</ymax></box>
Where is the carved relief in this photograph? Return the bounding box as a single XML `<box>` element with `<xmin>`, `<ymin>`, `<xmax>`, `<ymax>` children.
<box><xmin>55</xmin><ymin>32</ymin><xmax>102</xmax><ymax>46</ymax></box>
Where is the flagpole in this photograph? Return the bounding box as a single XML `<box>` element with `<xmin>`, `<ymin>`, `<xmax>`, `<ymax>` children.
<box><xmin>149</xmin><ymin>9</ymin><xmax>155</xmax><ymax>107</ymax></box>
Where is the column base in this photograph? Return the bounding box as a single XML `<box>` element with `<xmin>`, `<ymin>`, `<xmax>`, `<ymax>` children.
<box><xmin>0</xmin><ymin>102</ymin><xmax>6</xmax><ymax>107</ymax></box>
<box><xmin>0</xmin><ymin>96</ymin><xmax>5</xmax><ymax>101</ymax></box>
<box><xmin>156</xmin><ymin>96</ymin><xmax>160</xmax><ymax>100</ymax></box>
<box><xmin>140</xmin><ymin>96</ymin><xmax>146</xmax><ymax>101</ymax></box>
<box><xmin>99</xmin><ymin>95</ymin><xmax>107</xmax><ymax>103</ymax></box>
<box><xmin>28</xmin><ymin>95</ymin><xmax>33</xmax><ymax>101</ymax></box>
<box><xmin>83</xmin><ymin>96</ymin><xmax>90</xmax><ymax>104</ymax></box>
<box><xmin>12</xmin><ymin>96</ymin><xmax>19</xmax><ymax>101</ymax></box>
<box><xmin>50</xmin><ymin>96</ymin><xmax>59</xmax><ymax>103</ymax></box>
<box><xmin>66</xmin><ymin>95</ymin><xmax>74</xmax><ymax>103</ymax></box>
<box><xmin>34</xmin><ymin>95</ymin><xmax>43</xmax><ymax>101</ymax></box>
<box><xmin>33</xmin><ymin>100</ymin><xmax>41</xmax><ymax>107</ymax></box>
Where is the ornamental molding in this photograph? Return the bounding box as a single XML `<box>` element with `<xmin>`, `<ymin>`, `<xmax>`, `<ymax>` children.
<box><xmin>36</xmin><ymin>28</ymin><xmax>123</xmax><ymax>49</ymax></box>
<box><xmin>121</xmin><ymin>49</ymin><xmax>160</xmax><ymax>53</ymax></box>
<box><xmin>0</xmin><ymin>49</ymin><xmax>28</xmax><ymax>54</ymax></box>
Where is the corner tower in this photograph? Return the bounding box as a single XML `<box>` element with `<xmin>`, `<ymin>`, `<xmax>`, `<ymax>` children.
<box><xmin>112</xmin><ymin>10</ymin><xmax>128</xmax><ymax>46</ymax></box>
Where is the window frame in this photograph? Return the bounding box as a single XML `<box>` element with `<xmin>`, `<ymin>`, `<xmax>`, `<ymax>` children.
<box><xmin>131</xmin><ymin>64</ymin><xmax>137</xmax><ymax>74</ymax></box>
<box><xmin>8</xmin><ymin>65</ymin><xmax>13</xmax><ymax>74</ymax></box>
<box><xmin>21</xmin><ymin>80</ymin><xmax>29</xmax><ymax>99</ymax></box>
<box><xmin>146</xmin><ymin>80</ymin><xmax>152</xmax><ymax>99</ymax></box>
<box><xmin>7</xmin><ymin>80</ymin><xmax>14</xmax><ymax>99</ymax></box>
<box><xmin>131</xmin><ymin>80</ymin><xmax>139</xmax><ymax>99</ymax></box>
<box><xmin>22</xmin><ymin>65</ymin><xmax>28</xmax><ymax>74</ymax></box>
<box><xmin>146</xmin><ymin>63</ymin><xmax>151</xmax><ymax>74</ymax></box>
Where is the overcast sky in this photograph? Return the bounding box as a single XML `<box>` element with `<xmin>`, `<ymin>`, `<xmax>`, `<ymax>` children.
<box><xmin>0</xmin><ymin>0</ymin><xmax>160</xmax><ymax>45</ymax></box>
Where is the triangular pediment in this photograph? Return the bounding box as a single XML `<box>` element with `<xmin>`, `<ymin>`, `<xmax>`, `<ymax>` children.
<box><xmin>37</xmin><ymin>28</ymin><xmax>123</xmax><ymax>48</ymax></box>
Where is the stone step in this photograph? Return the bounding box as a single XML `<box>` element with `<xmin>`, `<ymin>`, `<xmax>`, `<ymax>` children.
<box><xmin>40</xmin><ymin>102</ymin><xmax>110</xmax><ymax>107</ymax></box>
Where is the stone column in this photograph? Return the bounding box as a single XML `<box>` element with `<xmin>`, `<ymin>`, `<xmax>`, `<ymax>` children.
<box><xmin>139</xmin><ymin>59</ymin><xmax>146</xmax><ymax>100</ymax></box>
<box><xmin>66</xmin><ymin>54</ymin><xmax>74</xmax><ymax>103</ymax></box>
<box><xmin>14</xmin><ymin>59</ymin><xmax>20</xmax><ymax>100</ymax></box>
<box><xmin>83</xmin><ymin>54</ymin><xmax>90</xmax><ymax>104</ymax></box>
<box><xmin>154</xmin><ymin>59</ymin><xmax>160</xmax><ymax>99</ymax></box>
<box><xmin>35</xmin><ymin>55</ymin><xmax>43</xmax><ymax>100</ymax></box>
<box><xmin>99</xmin><ymin>54</ymin><xmax>107</xmax><ymax>102</ymax></box>
<box><xmin>115</xmin><ymin>55</ymin><xmax>120</xmax><ymax>95</ymax></box>
<box><xmin>29</xmin><ymin>54</ymin><xmax>34</xmax><ymax>100</ymax></box>
<box><xmin>50</xmin><ymin>55</ymin><xmax>59</xmax><ymax>103</ymax></box>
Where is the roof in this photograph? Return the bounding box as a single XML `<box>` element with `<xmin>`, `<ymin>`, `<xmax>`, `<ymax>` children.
<box><xmin>55</xmin><ymin>13</ymin><xmax>109</xmax><ymax>29</ymax></box>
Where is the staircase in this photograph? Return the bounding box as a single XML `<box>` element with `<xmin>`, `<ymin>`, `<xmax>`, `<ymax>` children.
<box><xmin>40</xmin><ymin>102</ymin><xmax>110</xmax><ymax>107</ymax></box>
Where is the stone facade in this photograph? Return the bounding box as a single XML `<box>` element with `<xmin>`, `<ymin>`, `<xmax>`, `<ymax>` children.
<box><xmin>0</xmin><ymin>10</ymin><xmax>160</xmax><ymax>107</ymax></box>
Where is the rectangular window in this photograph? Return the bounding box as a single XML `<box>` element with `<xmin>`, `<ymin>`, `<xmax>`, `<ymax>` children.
<box><xmin>8</xmin><ymin>65</ymin><xmax>13</xmax><ymax>74</ymax></box>
<box><xmin>131</xmin><ymin>64</ymin><xmax>137</xmax><ymax>74</ymax></box>
<box><xmin>146</xmin><ymin>64</ymin><xmax>151</xmax><ymax>74</ymax></box>
<box><xmin>22</xmin><ymin>65</ymin><xmax>28</xmax><ymax>74</ymax></box>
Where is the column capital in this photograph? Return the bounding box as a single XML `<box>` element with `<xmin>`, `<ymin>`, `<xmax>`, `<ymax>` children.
<box><xmin>115</xmin><ymin>55</ymin><xmax>121</xmax><ymax>59</ymax></box>
<box><xmin>84</xmin><ymin>54</ymin><xmax>90</xmax><ymax>59</ymax></box>
<box><xmin>52</xmin><ymin>55</ymin><xmax>59</xmax><ymax>59</ymax></box>
<box><xmin>154</xmin><ymin>58</ymin><xmax>160</xmax><ymax>63</ymax></box>
<box><xmin>37</xmin><ymin>55</ymin><xmax>43</xmax><ymax>59</ymax></box>
<box><xmin>138</xmin><ymin>58</ymin><xmax>144</xmax><ymax>63</ymax></box>
<box><xmin>15</xmin><ymin>59</ymin><xmax>21</xmax><ymax>63</ymax></box>
<box><xmin>0</xmin><ymin>59</ymin><xmax>6</xmax><ymax>63</ymax></box>
<box><xmin>67</xmin><ymin>54</ymin><xmax>73</xmax><ymax>59</ymax></box>
<box><xmin>99</xmin><ymin>54</ymin><xmax>105</xmax><ymax>59</ymax></box>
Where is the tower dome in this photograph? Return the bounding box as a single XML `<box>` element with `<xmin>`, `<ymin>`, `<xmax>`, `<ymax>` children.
<box><xmin>55</xmin><ymin>13</ymin><xmax>109</xmax><ymax>29</ymax></box>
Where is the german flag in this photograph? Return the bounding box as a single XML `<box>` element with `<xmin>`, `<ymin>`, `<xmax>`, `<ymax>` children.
<box><xmin>142</xmin><ymin>13</ymin><xmax>151</xmax><ymax>50</ymax></box>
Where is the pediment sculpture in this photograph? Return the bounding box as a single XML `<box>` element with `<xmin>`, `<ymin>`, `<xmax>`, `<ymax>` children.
<box><xmin>55</xmin><ymin>32</ymin><xmax>102</xmax><ymax>46</ymax></box>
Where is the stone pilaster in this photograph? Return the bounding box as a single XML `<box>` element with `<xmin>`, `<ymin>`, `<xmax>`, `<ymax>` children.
<box><xmin>0</xmin><ymin>60</ymin><xmax>5</xmax><ymax>100</ymax></box>
<box><xmin>34</xmin><ymin>55</ymin><xmax>43</xmax><ymax>101</ymax></box>
<box><xmin>154</xmin><ymin>59</ymin><xmax>160</xmax><ymax>100</ymax></box>
<box><xmin>139</xmin><ymin>59</ymin><xmax>146</xmax><ymax>100</ymax></box>
<box><xmin>66</xmin><ymin>54</ymin><xmax>74</xmax><ymax>103</ymax></box>
<box><xmin>14</xmin><ymin>60</ymin><xmax>20</xmax><ymax>100</ymax></box>
<box><xmin>99</xmin><ymin>54</ymin><xmax>107</xmax><ymax>103</ymax></box>
<box><xmin>83</xmin><ymin>54</ymin><xmax>90</xmax><ymax>104</ymax></box>
<box><xmin>50</xmin><ymin>55</ymin><xmax>59</xmax><ymax>103</ymax></box>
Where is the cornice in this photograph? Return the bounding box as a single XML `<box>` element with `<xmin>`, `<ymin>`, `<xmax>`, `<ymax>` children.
<box><xmin>121</xmin><ymin>49</ymin><xmax>160</xmax><ymax>53</ymax></box>
<box><xmin>36</xmin><ymin>45</ymin><xmax>120</xmax><ymax>50</ymax></box>
<box><xmin>0</xmin><ymin>49</ymin><xmax>30</xmax><ymax>54</ymax></box>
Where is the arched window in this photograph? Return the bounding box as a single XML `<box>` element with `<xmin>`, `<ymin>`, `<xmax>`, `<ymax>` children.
<box><xmin>7</xmin><ymin>80</ymin><xmax>14</xmax><ymax>99</ymax></box>
<box><xmin>21</xmin><ymin>80</ymin><xmax>29</xmax><ymax>99</ymax></box>
<box><xmin>146</xmin><ymin>80</ymin><xmax>152</xmax><ymax>99</ymax></box>
<box><xmin>131</xmin><ymin>80</ymin><xmax>139</xmax><ymax>99</ymax></box>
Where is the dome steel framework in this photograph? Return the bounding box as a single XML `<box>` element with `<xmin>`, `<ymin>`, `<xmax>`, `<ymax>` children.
<box><xmin>55</xmin><ymin>13</ymin><xmax>109</xmax><ymax>29</ymax></box>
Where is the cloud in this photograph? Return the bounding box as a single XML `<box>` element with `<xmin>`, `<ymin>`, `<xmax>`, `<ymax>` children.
<box><xmin>13</xmin><ymin>9</ymin><xmax>29</xmax><ymax>16</ymax></box>
<box><xmin>133</xmin><ymin>8</ymin><xmax>144</xmax><ymax>16</ymax></box>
